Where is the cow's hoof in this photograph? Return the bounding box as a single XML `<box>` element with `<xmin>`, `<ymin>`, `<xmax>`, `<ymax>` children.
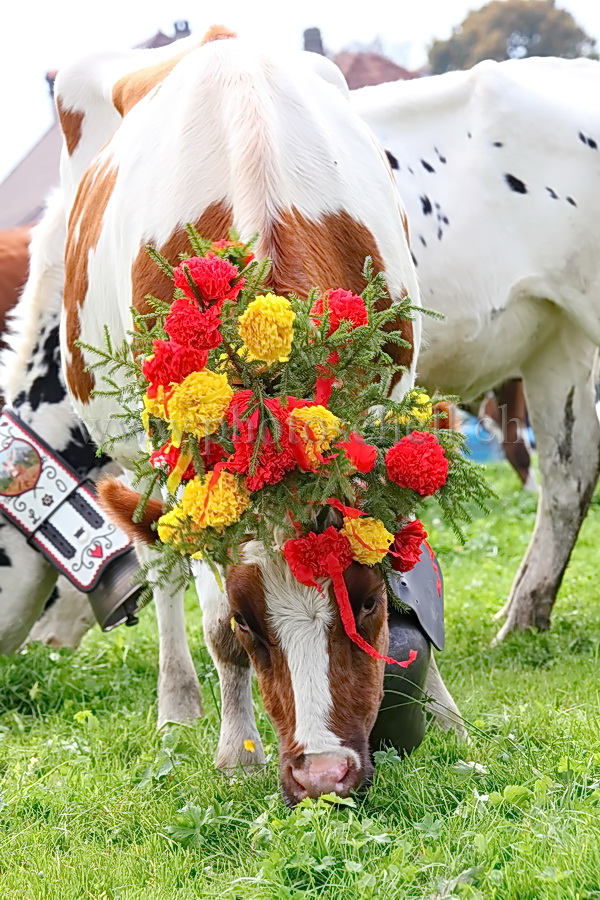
<box><xmin>157</xmin><ymin>676</ymin><xmax>204</xmax><ymax>728</ymax></box>
<box><xmin>216</xmin><ymin>733</ymin><xmax>266</xmax><ymax>773</ymax></box>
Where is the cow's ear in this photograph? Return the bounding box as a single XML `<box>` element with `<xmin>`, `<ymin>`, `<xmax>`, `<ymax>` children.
<box><xmin>301</xmin><ymin>52</ymin><xmax>350</xmax><ymax>98</ymax></box>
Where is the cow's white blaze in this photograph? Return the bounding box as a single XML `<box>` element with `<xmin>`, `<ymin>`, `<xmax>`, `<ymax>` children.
<box><xmin>242</xmin><ymin>542</ymin><xmax>359</xmax><ymax>764</ymax></box>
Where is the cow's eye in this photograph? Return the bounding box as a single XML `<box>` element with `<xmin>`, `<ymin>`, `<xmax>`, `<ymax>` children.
<box><xmin>362</xmin><ymin>596</ymin><xmax>379</xmax><ymax>615</ymax></box>
<box><xmin>233</xmin><ymin>612</ymin><xmax>250</xmax><ymax>632</ymax></box>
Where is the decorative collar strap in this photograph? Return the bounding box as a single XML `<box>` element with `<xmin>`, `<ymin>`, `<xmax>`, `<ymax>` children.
<box><xmin>0</xmin><ymin>409</ymin><xmax>132</xmax><ymax>591</ymax></box>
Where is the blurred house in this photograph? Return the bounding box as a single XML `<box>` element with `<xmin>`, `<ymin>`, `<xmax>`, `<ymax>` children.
<box><xmin>0</xmin><ymin>21</ymin><xmax>191</xmax><ymax>230</ymax></box>
<box><xmin>304</xmin><ymin>27</ymin><xmax>422</xmax><ymax>90</ymax></box>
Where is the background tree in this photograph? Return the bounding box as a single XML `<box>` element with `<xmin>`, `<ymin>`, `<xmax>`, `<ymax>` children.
<box><xmin>429</xmin><ymin>0</ymin><xmax>597</xmax><ymax>74</ymax></box>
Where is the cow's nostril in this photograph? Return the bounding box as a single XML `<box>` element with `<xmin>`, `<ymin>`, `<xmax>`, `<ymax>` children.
<box><xmin>291</xmin><ymin>754</ymin><xmax>352</xmax><ymax>797</ymax></box>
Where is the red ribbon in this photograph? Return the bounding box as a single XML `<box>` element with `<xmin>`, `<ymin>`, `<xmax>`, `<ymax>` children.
<box><xmin>325</xmin><ymin>553</ymin><xmax>417</xmax><ymax>668</ymax></box>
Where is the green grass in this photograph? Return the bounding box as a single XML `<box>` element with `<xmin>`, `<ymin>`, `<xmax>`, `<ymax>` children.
<box><xmin>1</xmin><ymin>462</ymin><xmax>600</xmax><ymax>899</ymax></box>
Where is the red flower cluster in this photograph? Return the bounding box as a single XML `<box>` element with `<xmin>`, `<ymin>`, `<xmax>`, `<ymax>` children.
<box><xmin>165</xmin><ymin>298</ymin><xmax>223</xmax><ymax>351</ymax></box>
<box><xmin>390</xmin><ymin>519</ymin><xmax>428</xmax><ymax>572</ymax></box>
<box><xmin>385</xmin><ymin>431</ymin><xmax>449</xmax><ymax>496</ymax></box>
<box><xmin>311</xmin><ymin>289</ymin><xmax>368</xmax><ymax>335</ymax></box>
<box><xmin>337</xmin><ymin>432</ymin><xmax>378</xmax><ymax>473</ymax></box>
<box><xmin>173</xmin><ymin>255</ymin><xmax>244</xmax><ymax>305</ymax></box>
<box><xmin>283</xmin><ymin>527</ymin><xmax>354</xmax><ymax>587</ymax></box>
<box><xmin>226</xmin><ymin>391</ymin><xmax>297</xmax><ymax>490</ymax></box>
<box><xmin>149</xmin><ymin>442</ymin><xmax>196</xmax><ymax>481</ymax></box>
<box><xmin>142</xmin><ymin>340</ymin><xmax>208</xmax><ymax>397</ymax></box>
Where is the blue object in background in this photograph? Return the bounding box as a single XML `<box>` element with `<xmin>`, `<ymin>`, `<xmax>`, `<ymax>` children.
<box><xmin>461</xmin><ymin>413</ymin><xmax>504</xmax><ymax>463</ymax></box>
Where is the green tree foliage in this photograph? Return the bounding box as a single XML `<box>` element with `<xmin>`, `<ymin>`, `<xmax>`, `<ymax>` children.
<box><xmin>429</xmin><ymin>0</ymin><xmax>597</xmax><ymax>74</ymax></box>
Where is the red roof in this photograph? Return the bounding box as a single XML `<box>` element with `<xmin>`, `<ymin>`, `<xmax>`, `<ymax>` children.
<box><xmin>335</xmin><ymin>51</ymin><xmax>419</xmax><ymax>89</ymax></box>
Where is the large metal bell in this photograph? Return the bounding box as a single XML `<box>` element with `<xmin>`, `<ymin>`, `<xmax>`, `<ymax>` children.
<box><xmin>87</xmin><ymin>548</ymin><xmax>144</xmax><ymax>631</ymax></box>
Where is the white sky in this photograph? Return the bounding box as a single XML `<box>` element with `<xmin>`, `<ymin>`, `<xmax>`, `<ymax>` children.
<box><xmin>1</xmin><ymin>0</ymin><xmax>599</xmax><ymax>183</ymax></box>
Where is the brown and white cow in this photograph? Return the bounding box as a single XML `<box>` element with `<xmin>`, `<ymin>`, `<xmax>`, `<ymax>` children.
<box><xmin>47</xmin><ymin>27</ymin><xmax>464</xmax><ymax>804</ymax></box>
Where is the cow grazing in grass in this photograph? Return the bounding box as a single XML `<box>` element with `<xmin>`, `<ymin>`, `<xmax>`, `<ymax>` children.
<box><xmin>352</xmin><ymin>57</ymin><xmax>600</xmax><ymax>641</ymax></box>
<box><xmin>49</xmin><ymin>28</ymin><xmax>463</xmax><ymax>803</ymax></box>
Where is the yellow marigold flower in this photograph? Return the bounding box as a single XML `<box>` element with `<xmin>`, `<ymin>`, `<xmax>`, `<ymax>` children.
<box><xmin>238</xmin><ymin>293</ymin><xmax>295</xmax><ymax>364</ymax></box>
<box><xmin>142</xmin><ymin>387</ymin><xmax>169</xmax><ymax>430</ymax></box>
<box><xmin>341</xmin><ymin>516</ymin><xmax>394</xmax><ymax>566</ymax></box>
<box><xmin>179</xmin><ymin>471</ymin><xmax>250</xmax><ymax>532</ymax></box>
<box><xmin>396</xmin><ymin>390</ymin><xmax>433</xmax><ymax>425</ymax></box>
<box><xmin>156</xmin><ymin>505</ymin><xmax>188</xmax><ymax>545</ymax></box>
<box><xmin>289</xmin><ymin>404</ymin><xmax>341</xmax><ymax>466</ymax></box>
<box><xmin>167</xmin><ymin>370</ymin><xmax>233</xmax><ymax>445</ymax></box>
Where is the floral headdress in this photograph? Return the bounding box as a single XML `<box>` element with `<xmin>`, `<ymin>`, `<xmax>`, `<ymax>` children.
<box><xmin>88</xmin><ymin>227</ymin><xmax>489</xmax><ymax>668</ymax></box>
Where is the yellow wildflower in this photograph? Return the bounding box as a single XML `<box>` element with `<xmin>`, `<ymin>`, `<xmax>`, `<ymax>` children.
<box><xmin>289</xmin><ymin>405</ymin><xmax>341</xmax><ymax>467</ymax></box>
<box><xmin>167</xmin><ymin>370</ymin><xmax>233</xmax><ymax>445</ymax></box>
<box><xmin>243</xmin><ymin>739</ymin><xmax>256</xmax><ymax>753</ymax></box>
<box><xmin>238</xmin><ymin>293</ymin><xmax>295</xmax><ymax>363</ymax></box>
<box><xmin>341</xmin><ymin>515</ymin><xmax>394</xmax><ymax>566</ymax></box>
<box><xmin>179</xmin><ymin>471</ymin><xmax>250</xmax><ymax>532</ymax></box>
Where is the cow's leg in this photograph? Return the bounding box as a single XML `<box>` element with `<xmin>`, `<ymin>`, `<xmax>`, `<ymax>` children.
<box><xmin>493</xmin><ymin>323</ymin><xmax>600</xmax><ymax>642</ymax></box>
<box><xmin>26</xmin><ymin>578</ymin><xmax>96</xmax><ymax>649</ymax></box>
<box><xmin>425</xmin><ymin>655</ymin><xmax>467</xmax><ymax>739</ymax></box>
<box><xmin>137</xmin><ymin>545</ymin><xmax>203</xmax><ymax>727</ymax></box>
<box><xmin>495</xmin><ymin>379</ymin><xmax>537</xmax><ymax>491</ymax></box>
<box><xmin>193</xmin><ymin>561</ymin><xmax>265</xmax><ymax>770</ymax></box>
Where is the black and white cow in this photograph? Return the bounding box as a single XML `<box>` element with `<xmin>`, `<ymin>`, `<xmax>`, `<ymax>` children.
<box><xmin>0</xmin><ymin>198</ymin><xmax>112</xmax><ymax>652</ymax></box>
<box><xmin>352</xmin><ymin>56</ymin><xmax>600</xmax><ymax>640</ymax></box>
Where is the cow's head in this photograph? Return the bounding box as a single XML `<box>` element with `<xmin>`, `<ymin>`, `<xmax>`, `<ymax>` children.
<box><xmin>226</xmin><ymin>540</ymin><xmax>388</xmax><ymax>805</ymax></box>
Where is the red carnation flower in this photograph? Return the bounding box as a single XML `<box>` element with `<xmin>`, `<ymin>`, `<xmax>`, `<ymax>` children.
<box><xmin>173</xmin><ymin>255</ymin><xmax>244</xmax><ymax>305</ymax></box>
<box><xmin>164</xmin><ymin>298</ymin><xmax>222</xmax><ymax>350</ymax></box>
<box><xmin>390</xmin><ymin>519</ymin><xmax>428</xmax><ymax>572</ymax></box>
<box><xmin>337</xmin><ymin>432</ymin><xmax>378</xmax><ymax>473</ymax></box>
<box><xmin>385</xmin><ymin>431</ymin><xmax>449</xmax><ymax>496</ymax></box>
<box><xmin>310</xmin><ymin>288</ymin><xmax>368</xmax><ymax>335</ymax></box>
<box><xmin>283</xmin><ymin>527</ymin><xmax>354</xmax><ymax>587</ymax></box>
<box><xmin>142</xmin><ymin>340</ymin><xmax>208</xmax><ymax>396</ymax></box>
<box><xmin>226</xmin><ymin>391</ymin><xmax>297</xmax><ymax>490</ymax></box>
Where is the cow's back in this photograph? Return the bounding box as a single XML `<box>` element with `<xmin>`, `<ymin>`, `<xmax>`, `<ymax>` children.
<box><xmin>352</xmin><ymin>57</ymin><xmax>600</xmax><ymax>397</ymax></box>
<box><xmin>58</xmin><ymin>34</ymin><xmax>419</xmax><ymax>457</ymax></box>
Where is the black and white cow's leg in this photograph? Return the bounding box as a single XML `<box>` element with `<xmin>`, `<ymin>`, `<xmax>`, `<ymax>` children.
<box><xmin>193</xmin><ymin>561</ymin><xmax>265</xmax><ymax>770</ymax></box>
<box><xmin>26</xmin><ymin>577</ymin><xmax>96</xmax><ymax>649</ymax></box>
<box><xmin>425</xmin><ymin>655</ymin><xmax>468</xmax><ymax>739</ymax></box>
<box><xmin>494</xmin><ymin>322</ymin><xmax>600</xmax><ymax>642</ymax></box>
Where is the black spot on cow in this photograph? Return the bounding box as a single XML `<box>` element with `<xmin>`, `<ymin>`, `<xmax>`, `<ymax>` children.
<box><xmin>557</xmin><ymin>387</ymin><xmax>575</xmax><ymax>465</ymax></box>
<box><xmin>0</xmin><ymin>546</ymin><xmax>11</xmax><ymax>566</ymax></box>
<box><xmin>442</xmin><ymin>216</ymin><xmax>449</xmax><ymax>225</ymax></box>
<box><xmin>419</xmin><ymin>235</ymin><xmax>427</xmax><ymax>247</ymax></box>
<box><xmin>437</xmin><ymin>227</ymin><xmax>443</xmax><ymax>241</ymax></box>
<box><xmin>492</xmin><ymin>141</ymin><xmax>504</xmax><ymax>148</ymax></box>
<box><xmin>467</xmin><ymin>131</ymin><xmax>472</xmax><ymax>139</ymax></box>
<box><xmin>566</xmin><ymin>196</ymin><xmax>577</xmax><ymax>207</ymax></box>
<box><xmin>43</xmin><ymin>585</ymin><xmax>60</xmax><ymax>611</ymax></box>
<box><xmin>61</xmin><ymin>426</ymin><xmax>111</xmax><ymax>476</ymax></box>
<box><xmin>385</xmin><ymin>150</ymin><xmax>399</xmax><ymax>170</ymax></box>
<box><xmin>410</xmin><ymin>251</ymin><xmax>418</xmax><ymax>268</ymax></box>
<box><xmin>420</xmin><ymin>195</ymin><xmax>433</xmax><ymax>215</ymax></box>
<box><xmin>546</xmin><ymin>187</ymin><xmax>559</xmax><ymax>199</ymax></box>
<box><xmin>504</xmin><ymin>173</ymin><xmax>528</xmax><ymax>194</ymax></box>
<box><xmin>579</xmin><ymin>131</ymin><xmax>598</xmax><ymax>149</ymax></box>
<box><xmin>17</xmin><ymin>326</ymin><xmax>66</xmax><ymax>413</ymax></box>
<box><xmin>421</xmin><ymin>159</ymin><xmax>435</xmax><ymax>173</ymax></box>
<box><xmin>434</xmin><ymin>147</ymin><xmax>446</xmax><ymax>163</ymax></box>
<box><xmin>408</xmin><ymin>167</ymin><xmax>414</xmax><ymax>175</ymax></box>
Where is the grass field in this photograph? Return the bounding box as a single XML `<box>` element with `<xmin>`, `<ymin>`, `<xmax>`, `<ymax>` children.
<box><xmin>1</xmin><ymin>462</ymin><xmax>600</xmax><ymax>899</ymax></box>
